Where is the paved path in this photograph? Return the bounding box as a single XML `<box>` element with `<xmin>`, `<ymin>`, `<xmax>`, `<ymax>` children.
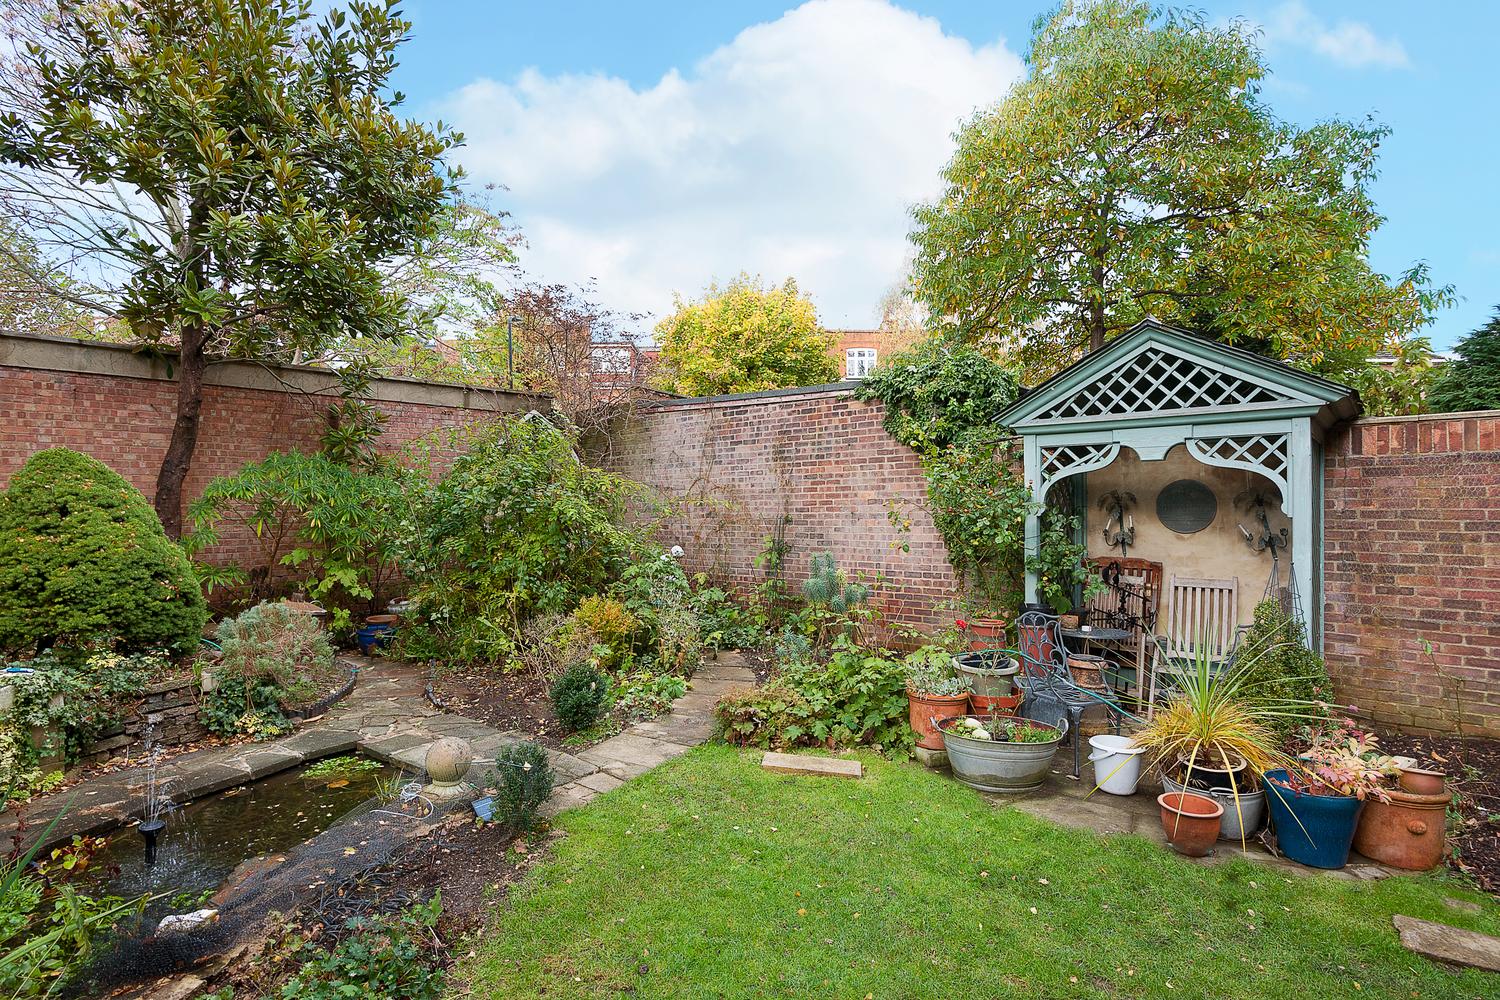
<box><xmin>1001</xmin><ymin>762</ymin><xmax>1399</xmax><ymax>881</ymax></box>
<box><xmin>5</xmin><ymin>652</ymin><xmax>756</xmax><ymax>851</ymax></box>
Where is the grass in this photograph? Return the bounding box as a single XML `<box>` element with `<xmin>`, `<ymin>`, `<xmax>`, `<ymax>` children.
<box><xmin>457</xmin><ymin>744</ymin><xmax>1500</xmax><ymax>999</ymax></box>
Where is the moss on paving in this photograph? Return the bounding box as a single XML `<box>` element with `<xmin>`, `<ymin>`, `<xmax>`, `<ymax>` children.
<box><xmin>458</xmin><ymin>744</ymin><xmax>1500</xmax><ymax>999</ymax></box>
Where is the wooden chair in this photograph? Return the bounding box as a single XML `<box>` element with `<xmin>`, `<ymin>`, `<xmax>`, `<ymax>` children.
<box><xmin>1084</xmin><ymin>557</ymin><xmax>1163</xmax><ymax>698</ymax></box>
<box><xmin>1147</xmin><ymin>576</ymin><xmax>1238</xmax><ymax>714</ymax></box>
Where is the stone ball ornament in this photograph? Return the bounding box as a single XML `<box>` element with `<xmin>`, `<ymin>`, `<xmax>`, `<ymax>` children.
<box><xmin>423</xmin><ymin>736</ymin><xmax>475</xmax><ymax>799</ymax></box>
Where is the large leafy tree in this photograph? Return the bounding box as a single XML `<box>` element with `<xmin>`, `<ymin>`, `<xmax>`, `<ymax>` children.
<box><xmin>0</xmin><ymin>0</ymin><xmax>466</xmax><ymax>535</ymax></box>
<box><xmin>1428</xmin><ymin>310</ymin><xmax>1500</xmax><ymax>414</ymax></box>
<box><xmin>655</xmin><ymin>274</ymin><xmax>838</xmax><ymax>396</ymax></box>
<box><xmin>910</xmin><ymin>0</ymin><xmax>1451</xmax><ymax>383</ymax></box>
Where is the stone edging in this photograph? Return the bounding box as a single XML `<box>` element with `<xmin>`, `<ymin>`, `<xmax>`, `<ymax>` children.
<box><xmin>288</xmin><ymin>663</ymin><xmax>359</xmax><ymax>721</ymax></box>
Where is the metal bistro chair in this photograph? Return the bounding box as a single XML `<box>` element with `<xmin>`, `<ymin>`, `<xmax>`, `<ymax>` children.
<box><xmin>1014</xmin><ymin>609</ymin><xmax>1137</xmax><ymax>779</ymax></box>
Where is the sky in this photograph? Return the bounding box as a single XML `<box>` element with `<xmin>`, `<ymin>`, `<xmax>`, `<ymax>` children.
<box><xmin>390</xmin><ymin>1</ymin><xmax>1499</xmax><ymax>349</ymax></box>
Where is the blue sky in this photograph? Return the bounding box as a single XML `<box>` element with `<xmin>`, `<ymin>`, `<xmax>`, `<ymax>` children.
<box><xmin>392</xmin><ymin>1</ymin><xmax>1497</xmax><ymax>349</ymax></box>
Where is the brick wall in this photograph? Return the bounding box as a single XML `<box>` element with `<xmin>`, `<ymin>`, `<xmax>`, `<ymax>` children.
<box><xmin>1323</xmin><ymin>412</ymin><xmax>1500</xmax><ymax>737</ymax></box>
<box><xmin>596</xmin><ymin>386</ymin><xmax>961</xmax><ymax>635</ymax></box>
<box><xmin>0</xmin><ymin>333</ymin><xmax>541</xmax><ymax>573</ymax></box>
<box><xmin>602</xmin><ymin>387</ymin><xmax>1500</xmax><ymax>737</ymax></box>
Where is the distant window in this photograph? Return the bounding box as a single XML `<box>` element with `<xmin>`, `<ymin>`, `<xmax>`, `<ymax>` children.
<box><xmin>845</xmin><ymin>348</ymin><xmax>877</xmax><ymax>379</ymax></box>
<box><xmin>591</xmin><ymin>346</ymin><xmax>632</xmax><ymax>374</ymax></box>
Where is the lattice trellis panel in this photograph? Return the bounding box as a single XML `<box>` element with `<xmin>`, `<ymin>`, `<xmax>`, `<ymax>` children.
<box><xmin>1186</xmin><ymin>434</ymin><xmax>1289</xmax><ymax>491</ymax></box>
<box><xmin>1039</xmin><ymin>442</ymin><xmax>1121</xmax><ymax>492</ymax></box>
<box><xmin>1041</xmin><ymin>347</ymin><xmax>1290</xmax><ymax>421</ymax></box>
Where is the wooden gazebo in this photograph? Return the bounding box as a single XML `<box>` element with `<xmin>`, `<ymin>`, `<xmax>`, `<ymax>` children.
<box><xmin>996</xmin><ymin>318</ymin><xmax>1361</xmax><ymax>648</ymax></box>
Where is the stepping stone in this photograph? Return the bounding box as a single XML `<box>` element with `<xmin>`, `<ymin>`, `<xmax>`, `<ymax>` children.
<box><xmin>1393</xmin><ymin>915</ymin><xmax>1500</xmax><ymax>972</ymax></box>
<box><xmin>760</xmin><ymin>752</ymin><xmax>863</xmax><ymax>779</ymax></box>
<box><xmin>274</xmin><ymin>727</ymin><xmax>359</xmax><ymax>759</ymax></box>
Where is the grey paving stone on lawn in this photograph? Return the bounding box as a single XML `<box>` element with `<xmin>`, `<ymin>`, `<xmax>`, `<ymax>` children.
<box><xmin>760</xmin><ymin>752</ymin><xmax>863</xmax><ymax>779</ymax></box>
<box><xmin>1394</xmin><ymin>914</ymin><xmax>1500</xmax><ymax>972</ymax></box>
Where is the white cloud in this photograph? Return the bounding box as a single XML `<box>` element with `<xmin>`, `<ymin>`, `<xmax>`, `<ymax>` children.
<box><xmin>435</xmin><ymin>0</ymin><xmax>1022</xmax><ymax>331</ymax></box>
<box><xmin>1266</xmin><ymin>2</ymin><xmax>1410</xmax><ymax>70</ymax></box>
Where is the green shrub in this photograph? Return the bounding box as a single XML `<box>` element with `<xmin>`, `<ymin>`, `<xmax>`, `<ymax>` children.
<box><xmin>611</xmin><ymin>554</ymin><xmax>703</xmax><ymax>674</ymax></box>
<box><xmin>488</xmin><ymin>741</ymin><xmax>555</xmax><ymax>832</ymax></box>
<box><xmin>550</xmin><ymin>663</ymin><xmax>608</xmax><ymax>732</ymax></box>
<box><xmin>714</xmin><ymin>638</ymin><xmax>916</xmax><ymax>753</ymax></box>
<box><xmin>0</xmin><ymin>448</ymin><xmax>206</xmax><ymax>654</ymax></box>
<box><xmin>186</xmin><ymin>451</ymin><xmax>423</xmax><ymax>621</ymax></box>
<box><xmin>1238</xmin><ymin>598</ymin><xmax>1334</xmax><ymax>737</ymax></box>
<box><xmin>402</xmin><ymin>419</ymin><xmax>649</xmax><ymax>666</ymax></box>
<box><xmin>215</xmin><ymin>601</ymin><xmax>333</xmax><ymax>695</ymax></box>
<box><xmin>204</xmin><ymin>602</ymin><xmax>333</xmax><ymax>740</ymax></box>
<box><xmin>277</xmin><ymin>894</ymin><xmax>445</xmax><ymax>1000</ymax></box>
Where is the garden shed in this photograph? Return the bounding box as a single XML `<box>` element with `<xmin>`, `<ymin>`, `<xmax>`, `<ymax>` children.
<box><xmin>998</xmin><ymin>318</ymin><xmax>1361</xmax><ymax>650</ymax></box>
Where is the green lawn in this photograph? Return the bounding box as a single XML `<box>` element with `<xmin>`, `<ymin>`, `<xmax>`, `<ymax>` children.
<box><xmin>458</xmin><ymin>745</ymin><xmax>1500</xmax><ymax>999</ymax></box>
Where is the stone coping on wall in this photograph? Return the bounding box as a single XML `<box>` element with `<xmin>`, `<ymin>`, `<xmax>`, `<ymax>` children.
<box><xmin>0</xmin><ymin>330</ymin><xmax>549</xmax><ymax>413</ymax></box>
<box><xmin>641</xmin><ymin>381</ymin><xmax>861</xmax><ymax>411</ymax></box>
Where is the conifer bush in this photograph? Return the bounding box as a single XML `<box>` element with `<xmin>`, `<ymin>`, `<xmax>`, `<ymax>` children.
<box><xmin>0</xmin><ymin>448</ymin><xmax>206</xmax><ymax>653</ymax></box>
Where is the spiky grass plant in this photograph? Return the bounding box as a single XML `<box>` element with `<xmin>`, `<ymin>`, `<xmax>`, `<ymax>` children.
<box><xmin>1136</xmin><ymin>635</ymin><xmax>1326</xmax><ymax>847</ymax></box>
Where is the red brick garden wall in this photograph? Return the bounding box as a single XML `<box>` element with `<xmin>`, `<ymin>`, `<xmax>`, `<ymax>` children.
<box><xmin>1323</xmin><ymin>411</ymin><xmax>1500</xmax><ymax>738</ymax></box>
<box><xmin>597</xmin><ymin>386</ymin><xmax>962</xmax><ymax>635</ymax></box>
<box><xmin>602</xmin><ymin>389</ymin><xmax>1500</xmax><ymax>737</ymax></box>
<box><xmin>0</xmin><ymin>334</ymin><xmax>540</xmax><ymax>573</ymax></box>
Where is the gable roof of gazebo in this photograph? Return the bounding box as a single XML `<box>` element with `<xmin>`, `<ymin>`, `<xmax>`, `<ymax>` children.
<box><xmin>998</xmin><ymin>318</ymin><xmax>1361</xmax><ymax>434</ymax></box>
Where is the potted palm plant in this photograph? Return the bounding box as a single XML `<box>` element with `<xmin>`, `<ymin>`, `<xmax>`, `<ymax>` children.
<box><xmin>1134</xmin><ymin>640</ymin><xmax>1316</xmax><ymax>850</ymax></box>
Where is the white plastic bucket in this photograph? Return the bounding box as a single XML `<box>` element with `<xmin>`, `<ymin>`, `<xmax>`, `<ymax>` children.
<box><xmin>1089</xmin><ymin>734</ymin><xmax>1145</xmax><ymax>796</ymax></box>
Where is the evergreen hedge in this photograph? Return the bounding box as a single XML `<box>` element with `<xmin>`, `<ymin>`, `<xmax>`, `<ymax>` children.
<box><xmin>0</xmin><ymin>448</ymin><xmax>207</xmax><ymax>653</ymax></box>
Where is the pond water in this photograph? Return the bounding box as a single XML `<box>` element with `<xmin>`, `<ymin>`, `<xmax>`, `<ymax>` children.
<box><xmin>74</xmin><ymin>755</ymin><xmax>398</xmax><ymax>922</ymax></box>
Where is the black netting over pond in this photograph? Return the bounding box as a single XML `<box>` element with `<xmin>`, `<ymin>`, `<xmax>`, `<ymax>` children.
<box><xmin>61</xmin><ymin>758</ymin><xmax>447</xmax><ymax>998</ymax></box>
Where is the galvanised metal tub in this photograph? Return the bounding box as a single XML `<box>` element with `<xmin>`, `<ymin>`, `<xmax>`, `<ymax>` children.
<box><xmin>937</xmin><ymin>715</ymin><xmax>1066</xmax><ymax>793</ymax></box>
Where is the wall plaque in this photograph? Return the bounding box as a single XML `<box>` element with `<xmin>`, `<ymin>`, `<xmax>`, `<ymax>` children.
<box><xmin>1157</xmin><ymin>479</ymin><xmax>1217</xmax><ymax>534</ymax></box>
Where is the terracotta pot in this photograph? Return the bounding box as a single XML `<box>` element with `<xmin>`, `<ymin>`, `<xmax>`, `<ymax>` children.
<box><xmin>965</xmin><ymin>618</ymin><xmax>1008</xmax><ymax>652</ymax></box>
<box><xmin>1066</xmin><ymin>656</ymin><xmax>1106</xmax><ymax>690</ymax></box>
<box><xmin>1397</xmin><ymin>766</ymin><xmax>1446</xmax><ymax>796</ymax></box>
<box><xmin>969</xmin><ymin>690</ymin><xmax>1024</xmax><ymax>717</ymax></box>
<box><xmin>1158</xmin><ymin>791</ymin><xmax>1224</xmax><ymax>857</ymax></box>
<box><xmin>907</xmin><ymin>688</ymin><xmax>970</xmax><ymax>750</ymax></box>
<box><xmin>1058</xmin><ymin>613</ymin><xmax>1081</xmax><ymax>629</ymax></box>
<box><xmin>1352</xmin><ymin>788</ymin><xmax>1449</xmax><ymax>871</ymax></box>
<box><xmin>364</xmin><ymin>614</ymin><xmax>399</xmax><ymax>625</ymax></box>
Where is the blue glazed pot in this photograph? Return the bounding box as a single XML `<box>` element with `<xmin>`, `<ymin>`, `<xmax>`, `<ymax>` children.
<box><xmin>1263</xmin><ymin>768</ymin><xmax>1364</xmax><ymax>869</ymax></box>
<box><xmin>356</xmin><ymin>622</ymin><xmax>396</xmax><ymax>655</ymax></box>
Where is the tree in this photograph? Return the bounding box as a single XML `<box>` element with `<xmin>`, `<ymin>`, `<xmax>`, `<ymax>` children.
<box><xmin>1428</xmin><ymin>309</ymin><xmax>1500</xmax><ymax>413</ymax></box>
<box><xmin>655</xmin><ymin>274</ymin><xmax>838</xmax><ymax>396</ymax></box>
<box><xmin>910</xmin><ymin>1</ymin><xmax>1451</xmax><ymax>384</ymax></box>
<box><xmin>0</xmin><ymin>0</ymin><xmax>465</xmax><ymax>535</ymax></box>
<box><xmin>0</xmin><ymin>447</ymin><xmax>206</xmax><ymax>654</ymax></box>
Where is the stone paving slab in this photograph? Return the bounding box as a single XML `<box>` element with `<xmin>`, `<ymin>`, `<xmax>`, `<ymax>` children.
<box><xmin>1394</xmin><ymin>914</ymin><xmax>1500</xmax><ymax>971</ymax></box>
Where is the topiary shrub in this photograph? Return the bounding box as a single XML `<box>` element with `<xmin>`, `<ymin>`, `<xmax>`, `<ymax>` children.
<box><xmin>0</xmin><ymin>448</ymin><xmax>206</xmax><ymax>653</ymax></box>
<box><xmin>549</xmin><ymin>663</ymin><xmax>608</xmax><ymax>732</ymax></box>
<box><xmin>487</xmin><ymin>741</ymin><xmax>555</xmax><ymax>832</ymax></box>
